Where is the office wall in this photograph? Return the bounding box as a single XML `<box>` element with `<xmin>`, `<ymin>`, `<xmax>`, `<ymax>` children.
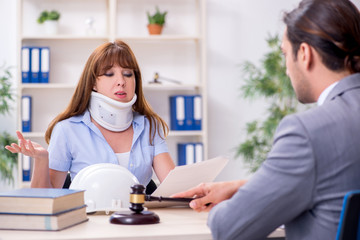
<box><xmin>0</xmin><ymin>0</ymin><xmax>17</xmax><ymax>191</ymax></box>
<box><xmin>0</xmin><ymin>0</ymin><xmax>17</xmax><ymax>135</ymax></box>
<box><xmin>208</xmin><ymin>0</ymin><xmax>301</xmax><ymax>181</ymax></box>
<box><xmin>1</xmin><ymin>0</ymin><xmax>359</xmax><ymax>188</ymax></box>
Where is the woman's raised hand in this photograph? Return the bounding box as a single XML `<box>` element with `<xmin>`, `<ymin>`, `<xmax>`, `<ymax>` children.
<box><xmin>5</xmin><ymin>131</ymin><xmax>48</xmax><ymax>159</ymax></box>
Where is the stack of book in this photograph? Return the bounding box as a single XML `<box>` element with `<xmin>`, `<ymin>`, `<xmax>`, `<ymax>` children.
<box><xmin>0</xmin><ymin>188</ymin><xmax>87</xmax><ymax>231</ymax></box>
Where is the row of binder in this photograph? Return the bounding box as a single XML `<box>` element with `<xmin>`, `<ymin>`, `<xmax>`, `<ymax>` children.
<box><xmin>177</xmin><ymin>142</ymin><xmax>203</xmax><ymax>166</ymax></box>
<box><xmin>20</xmin><ymin>94</ymin><xmax>202</xmax><ymax>133</ymax></box>
<box><xmin>22</xmin><ymin>96</ymin><xmax>32</xmax><ymax>132</ymax></box>
<box><xmin>21</xmin><ymin>46</ymin><xmax>50</xmax><ymax>83</ymax></box>
<box><xmin>170</xmin><ymin>95</ymin><xmax>202</xmax><ymax>131</ymax></box>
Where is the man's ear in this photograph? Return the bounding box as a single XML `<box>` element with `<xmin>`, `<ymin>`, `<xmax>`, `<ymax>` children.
<box><xmin>298</xmin><ymin>42</ymin><xmax>313</xmax><ymax>70</ymax></box>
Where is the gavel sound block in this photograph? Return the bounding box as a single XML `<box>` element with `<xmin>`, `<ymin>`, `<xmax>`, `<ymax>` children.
<box><xmin>109</xmin><ymin>184</ymin><xmax>194</xmax><ymax>225</ymax></box>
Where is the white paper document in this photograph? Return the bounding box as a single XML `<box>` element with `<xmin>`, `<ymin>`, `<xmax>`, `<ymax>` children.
<box><xmin>145</xmin><ymin>156</ymin><xmax>229</xmax><ymax>208</ymax></box>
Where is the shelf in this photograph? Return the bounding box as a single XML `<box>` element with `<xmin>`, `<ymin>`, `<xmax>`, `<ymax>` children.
<box><xmin>21</xmin><ymin>35</ymin><xmax>200</xmax><ymax>41</ymax></box>
<box><xmin>20</xmin><ymin>181</ymin><xmax>31</xmax><ymax>188</ymax></box>
<box><xmin>20</xmin><ymin>83</ymin><xmax>76</xmax><ymax>90</ymax></box>
<box><xmin>17</xmin><ymin>0</ymin><xmax>208</xmax><ymax>187</ymax></box>
<box><xmin>143</xmin><ymin>83</ymin><xmax>200</xmax><ymax>91</ymax></box>
<box><xmin>116</xmin><ymin>35</ymin><xmax>201</xmax><ymax>42</ymax></box>
<box><xmin>23</xmin><ymin>131</ymin><xmax>204</xmax><ymax>138</ymax></box>
<box><xmin>21</xmin><ymin>35</ymin><xmax>109</xmax><ymax>41</ymax></box>
<box><xmin>22</xmin><ymin>132</ymin><xmax>45</xmax><ymax>138</ymax></box>
<box><xmin>169</xmin><ymin>131</ymin><xmax>203</xmax><ymax>137</ymax></box>
<box><xmin>20</xmin><ymin>83</ymin><xmax>200</xmax><ymax>91</ymax></box>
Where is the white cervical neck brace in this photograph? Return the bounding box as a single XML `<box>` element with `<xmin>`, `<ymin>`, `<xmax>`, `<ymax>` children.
<box><xmin>89</xmin><ymin>91</ymin><xmax>137</xmax><ymax>132</ymax></box>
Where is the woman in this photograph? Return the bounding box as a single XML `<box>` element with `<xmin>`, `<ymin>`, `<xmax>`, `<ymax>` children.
<box><xmin>6</xmin><ymin>40</ymin><xmax>175</xmax><ymax>188</ymax></box>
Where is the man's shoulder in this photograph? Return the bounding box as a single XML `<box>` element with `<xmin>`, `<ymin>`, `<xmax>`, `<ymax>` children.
<box><xmin>276</xmin><ymin>107</ymin><xmax>328</xmax><ymax>137</ymax></box>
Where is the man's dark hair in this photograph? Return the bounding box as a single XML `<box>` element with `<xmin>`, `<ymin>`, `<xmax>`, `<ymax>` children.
<box><xmin>283</xmin><ymin>0</ymin><xmax>360</xmax><ymax>73</ymax></box>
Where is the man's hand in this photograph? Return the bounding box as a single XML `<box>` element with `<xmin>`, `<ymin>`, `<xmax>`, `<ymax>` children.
<box><xmin>172</xmin><ymin>180</ymin><xmax>247</xmax><ymax>212</ymax></box>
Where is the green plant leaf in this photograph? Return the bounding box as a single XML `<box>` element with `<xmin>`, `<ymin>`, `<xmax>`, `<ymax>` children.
<box><xmin>49</xmin><ymin>10</ymin><xmax>60</xmax><ymax>21</ymax></box>
<box><xmin>147</xmin><ymin>6</ymin><xmax>167</xmax><ymax>25</ymax></box>
<box><xmin>236</xmin><ymin>34</ymin><xmax>301</xmax><ymax>172</ymax></box>
<box><xmin>0</xmin><ymin>131</ymin><xmax>18</xmax><ymax>185</ymax></box>
<box><xmin>37</xmin><ymin>10</ymin><xmax>60</xmax><ymax>24</ymax></box>
<box><xmin>0</xmin><ymin>63</ymin><xmax>17</xmax><ymax>184</ymax></box>
<box><xmin>0</xmin><ymin>64</ymin><xmax>14</xmax><ymax>116</ymax></box>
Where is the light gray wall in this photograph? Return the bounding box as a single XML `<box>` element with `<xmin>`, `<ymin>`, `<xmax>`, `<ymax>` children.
<box><xmin>208</xmin><ymin>0</ymin><xmax>301</xmax><ymax>181</ymax></box>
<box><xmin>0</xmin><ymin>0</ymin><xmax>17</xmax><ymax>135</ymax></box>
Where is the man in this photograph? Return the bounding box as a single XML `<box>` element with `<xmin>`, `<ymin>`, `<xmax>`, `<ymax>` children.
<box><xmin>172</xmin><ymin>0</ymin><xmax>360</xmax><ymax>239</ymax></box>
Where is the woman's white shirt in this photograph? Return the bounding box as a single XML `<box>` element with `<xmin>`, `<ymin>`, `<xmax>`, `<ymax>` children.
<box><xmin>115</xmin><ymin>152</ymin><xmax>130</xmax><ymax>168</ymax></box>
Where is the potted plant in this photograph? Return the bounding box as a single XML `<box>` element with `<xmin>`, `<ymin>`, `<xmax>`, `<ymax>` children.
<box><xmin>0</xmin><ymin>63</ymin><xmax>17</xmax><ymax>185</ymax></box>
<box><xmin>146</xmin><ymin>6</ymin><xmax>167</xmax><ymax>35</ymax></box>
<box><xmin>235</xmin><ymin>35</ymin><xmax>302</xmax><ymax>172</ymax></box>
<box><xmin>37</xmin><ymin>10</ymin><xmax>61</xmax><ymax>35</ymax></box>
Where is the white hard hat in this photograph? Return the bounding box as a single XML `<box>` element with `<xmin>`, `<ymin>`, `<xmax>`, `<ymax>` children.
<box><xmin>69</xmin><ymin>163</ymin><xmax>139</xmax><ymax>214</ymax></box>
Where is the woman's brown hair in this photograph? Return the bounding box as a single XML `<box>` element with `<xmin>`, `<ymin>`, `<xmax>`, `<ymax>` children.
<box><xmin>45</xmin><ymin>40</ymin><xmax>169</xmax><ymax>144</ymax></box>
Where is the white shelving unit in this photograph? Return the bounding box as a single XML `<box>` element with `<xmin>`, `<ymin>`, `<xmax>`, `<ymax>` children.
<box><xmin>16</xmin><ymin>0</ymin><xmax>207</xmax><ymax>188</ymax></box>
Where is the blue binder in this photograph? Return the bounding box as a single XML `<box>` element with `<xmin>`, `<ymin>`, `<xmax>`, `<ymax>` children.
<box><xmin>170</xmin><ymin>95</ymin><xmax>186</xmax><ymax>130</ymax></box>
<box><xmin>194</xmin><ymin>142</ymin><xmax>204</xmax><ymax>163</ymax></box>
<box><xmin>177</xmin><ymin>143</ymin><xmax>195</xmax><ymax>166</ymax></box>
<box><xmin>170</xmin><ymin>95</ymin><xmax>202</xmax><ymax>131</ymax></box>
<box><xmin>30</xmin><ymin>47</ymin><xmax>40</xmax><ymax>83</ymax></box>
<box><xmin>192</xmin><ymin>95</ymin><xmax>202</xmax><ymax>130</ymax></box>
<box><xmin>40</xmin><ymin>47</ymin><xmax>50</xmax><ymax>83</ymax></box>
<box><xmin>22</xmin><ymin>155</ymin><xmax>31</xmax><ymax>181</ymax></box>
<box><xmin>21</xmin><ymin>96</ymin><xmax>32</xmax><ymax>132</ymax></box>
<box><xmin>184</xmin><ymin>96</ymin><xmax>194</xmax><ymax>130</ymax></box>
<box><xmin>21</xmin><ymin>47</ymin><xmax>31</xmax><ymax>83</ymax></box>
<box><xmin>177</xmin><ymin>142</ymin><xmax>203</xmax><ymax>166</ymax></box>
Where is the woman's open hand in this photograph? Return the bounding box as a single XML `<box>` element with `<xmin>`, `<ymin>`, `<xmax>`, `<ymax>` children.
<box><xmin>5</xmin><ymin>131</ymin><xmax>48</xmax><ymax>159</ymax></box>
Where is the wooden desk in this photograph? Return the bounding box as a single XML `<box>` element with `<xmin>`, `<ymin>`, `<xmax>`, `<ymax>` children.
<box><xmin>0</xmin><ymin>208</ymin><xmax>285</xmax><ymax>240</ymax></box>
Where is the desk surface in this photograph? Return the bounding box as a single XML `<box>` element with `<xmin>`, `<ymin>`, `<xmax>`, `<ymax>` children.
<box><xmin>0</xmin><ymin>208</ymin><xmax>285</xmax><ymax>240</ymax></box>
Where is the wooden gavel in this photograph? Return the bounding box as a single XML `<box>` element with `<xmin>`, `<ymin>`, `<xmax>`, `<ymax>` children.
<box><xmin>110</xmin><ymin>184</ymin><xmax>194</xmax><ymax>225</ymax></box>
<box><xmin>129</xmin><ymin>184</ymin><xmax>194</xmax><ymax>213</ymax></box>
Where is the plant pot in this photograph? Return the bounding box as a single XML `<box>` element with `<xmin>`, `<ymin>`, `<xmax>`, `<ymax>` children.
<box><xmin>44</xmin><ymin>20</ymin><xmax>59</xmax><ymax>35</ymax></box>
<box><xmin>147</xmin><ymin>24</ymin><xmax>163</xmax><ymax>35</ymax></box>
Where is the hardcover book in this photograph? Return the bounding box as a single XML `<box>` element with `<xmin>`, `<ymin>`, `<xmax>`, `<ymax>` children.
<box><xmin>0</xmin><ymin>205</ymin><xmax>88</xmax><ymax>231</ymax></box>
<box><xmin>0</xmin><ymin>188</ymin><xmax>85</xmax><ymax>215</ymax></box>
